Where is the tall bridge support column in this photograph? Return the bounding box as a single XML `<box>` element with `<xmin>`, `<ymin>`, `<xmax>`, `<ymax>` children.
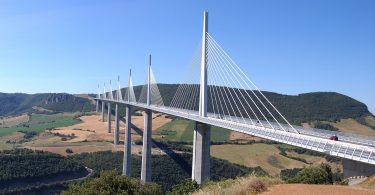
<box><xmin>141</xmin><ymin>109</ymin><xmax>152</xmax><ymax>183</ymax></box>
<box><xmin>107</xmin><ymin>102</ymin><xmax>111</xmax><ymax>133</ymax></box>
<box><xmin>101</xmin><ymin>101</ymin><xmax>105</xmax><ymax>122</ymax></box>
<box><xmin>96</xmin><ymin>100</ymin><xmax>99</xmax><ymax>112</ymax></box>
<box><xmin>192</xmin><ymin>122</ymin><xmax>211</xmax><ymax>185</ymax></box>
<box><xmin>114</xmin><ymin>103</ymin><xmax>120</xmax><ymax>145</ymax></box>
<box><xmin>343</xmin><ymin>159</ymin><xmax>375</xmax><ymax>178</ymax></box>
<box><xmin>122</xmin><ymin>105</ymin><xmax>132</xmax><ymax>176</ymax></box>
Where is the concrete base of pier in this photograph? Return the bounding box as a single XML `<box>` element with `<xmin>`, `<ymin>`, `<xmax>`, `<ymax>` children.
<box><xmin>192</xmin><ymin>122</ymin><xmax>211</xmax><ymax>185</ymax></box>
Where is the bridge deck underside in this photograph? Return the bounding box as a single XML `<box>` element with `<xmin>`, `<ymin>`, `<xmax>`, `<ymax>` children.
<box><xmin>98</xmin><ymin>98</ymin><xmax>375</xmax><ymax>165</ymax></box>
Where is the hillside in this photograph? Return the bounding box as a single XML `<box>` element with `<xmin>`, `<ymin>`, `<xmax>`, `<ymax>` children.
<box><xmin>0</xmin><ymin>149</ymin><xmax>89</xmax><ymax>194</ymax></box>
<box><xmin>0</xmin><ymin>93</ymin><xmax>94</xmax><ymax>116</ymax></box>
<box><xmin>116</xmin><ymin>84</ymin><xmax>372</xmax><ymax>124</ymax></box>
<box><xmin>1</xmin><ymin>84</ymin><xmax>372</xmax><ymax>124</ymax></box>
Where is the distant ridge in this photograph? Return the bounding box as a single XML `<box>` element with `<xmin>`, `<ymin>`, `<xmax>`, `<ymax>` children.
<box><xmin>0</xmin><ymin>93</ymin><xmax>94</xmax><ymax>116</ymax></box>
<box><xmin>0</xmin><ymin>84</ymin><xmax>371</xmax><ymax>124</ymax></box>
<box><xmin>120</xmin><ymin>84</ymin><xmax>372</xmax><ymax>124</ymax></box>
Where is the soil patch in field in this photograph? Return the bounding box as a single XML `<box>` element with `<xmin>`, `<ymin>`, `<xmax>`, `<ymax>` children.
<box><xmin>229</xmin><ymin>131</ymin><xmax>263</xmax><ymax>141</ymax></box>
<box><xmin>50</xmin><ymin>113</ymin><xmax>171</xmax><ymax>143</ymax></box>
<box><xmin>0</xmin><ymin>114</ymin><xmax>29</xmax><ymax>127</ymax></box>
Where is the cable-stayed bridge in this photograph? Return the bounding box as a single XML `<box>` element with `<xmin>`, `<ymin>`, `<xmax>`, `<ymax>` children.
<box><xmin>95</xmin><ymin>11</ymin><xmax>375</xmax><ymax>184</ymax></box>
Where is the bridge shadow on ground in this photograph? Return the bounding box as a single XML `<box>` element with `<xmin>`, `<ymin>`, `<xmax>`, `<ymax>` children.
<box><xmin>118</xmin><ymin>116</ymin><xmax>192</xmax><ymax>175</ymax></box>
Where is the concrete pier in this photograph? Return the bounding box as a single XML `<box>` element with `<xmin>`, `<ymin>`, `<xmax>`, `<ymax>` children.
<box><xmin>192</xmin><ymin>122</ymin><xmax>211</xmax><ymax>185</ymax></box>
<box><xmin>96</xmin><ymin>100</ymin><xmax>99</xmax><ymax>112</ymax></box>
<box><xmin>122</xmin><ymin>105</ymin><xmax>132</xmax><ymax>176</ymax></box>
<box><xmin>101</xmin><ymin>101</ymin><xmax>105</xmax><ymax>122</ymax></box>
<box><xmin>114</xmin><ymin>103</ymin><xmax>120</xmax><ymax>145</ymax></box>
<box><xmin>107</xmin><ymin>102</ymin><xmax>111</xmax><ymax>133</ymax></box>
<box><xmin>141</xmin><ymin>109</ymin><xmax>152</xmax><ymax>183</ymax></box>
<box><xmin>343</xmin><ymin>159</ymin><xmax>375</xmax><ymax>178</ymax></box>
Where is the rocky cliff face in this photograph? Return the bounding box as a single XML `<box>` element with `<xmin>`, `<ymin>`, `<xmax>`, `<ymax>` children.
<box><xmin>43</xmin><ymin>93</ymin><xmax>73</xmax><ymax>105</ymax></box>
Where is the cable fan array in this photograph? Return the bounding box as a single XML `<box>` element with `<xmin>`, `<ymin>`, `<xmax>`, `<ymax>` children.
<box><xmin>169</xmin><ymin>40</ymin><xmax>202</xmax><ymax>113</ymax></box>
<box><xmin>97</xmin><ymin>31</ymin><xmax>298</xmax><ymax>134</ymax></box>
<box><xmin>169</xmin><ymin>33</ymin><xmax>299</xmax><ymax>134</ymax></box>
<box><xmin>138</xmin><ymin>67</ymin><xmax>164</xmax><ymax>106</ymax></box>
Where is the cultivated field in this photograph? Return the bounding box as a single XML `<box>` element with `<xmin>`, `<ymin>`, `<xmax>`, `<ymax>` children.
<box><xmin>0</xmin><ymin>114</ymin><xmax>29</xmax><ymax>128</ymax></box>
<box><xmin>23</xmin><ymin>142</ymin><xmax>161</xmax><ymax>157</ymax></box>
<box><xmin>17</xmin><ymin>113</ymin><xmax>171</xmax><ymax>156</ymax></box>
<box><xmin>0</xmin><ymin>113</ymin><xmax>80</xmax><ymax>137</ymax></box>
<box><xmin>211</xmin><ymin>144</ymin><xmax>308</xmax><ymax>176</ymax></box>
<box><xmin>156</xmin><ymin>119</ymin><xmax>230</xmax><ymax>142</ymax></box>
<box><xmin>48</xmin><ymin>112</ymin><xmax>172</xmax><ymax>142</ymax></box>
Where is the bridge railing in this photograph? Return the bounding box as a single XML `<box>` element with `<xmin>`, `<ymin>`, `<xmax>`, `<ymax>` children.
<box><xmin>97</xmin><ymin>98</ymin><xmax>375</xmax><ymax>165</ymax></box>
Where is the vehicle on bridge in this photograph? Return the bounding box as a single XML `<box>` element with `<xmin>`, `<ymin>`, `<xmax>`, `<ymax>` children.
<box><xmin>330</xmin><ymin>135</ymin><xmax>339</xmax><ymax>141</ymax></box>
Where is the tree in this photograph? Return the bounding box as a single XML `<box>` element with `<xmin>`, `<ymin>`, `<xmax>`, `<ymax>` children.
<box><xmin>63</xmin><ymin>170</ymin><xmax>162</xmax><ymax>195</ymax></box>
<box><xmin>167</xmin><ymin>179</ymin><xmax>199</xmax><ymax>195</ymax></box>
<box><xmin>289</xmin><ymin>163</ymin><xmax>333</xmax><ymax>184</ymax></box>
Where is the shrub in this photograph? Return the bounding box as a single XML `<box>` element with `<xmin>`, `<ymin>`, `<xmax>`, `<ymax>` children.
<box><xmin>280</xmin><ymin>168</ymin><xmax>303</xmax><ymax>181</ymax></box>
<box><xmin>63</xmin><ymin>170</ymin><xmax>162</xmax><ymax>195</ymax></box>
<box><xmin>247</xmin><ymin>179</ymin><xmax>267</xmax><ymax>194</ymax></box>
<box><xmin>167</xmin><ymin>179</ymin><xmax>199</xmax><ymax>195</ymax></box>
<box><xmin>289</xmin><ymin>163</ymin><xmax>333</xmax><ymax>184</ymax></box>
<box><xmin>65</xmin><ymin>148</ymin><xmax>73</xmax><ymax>154</ymax></box>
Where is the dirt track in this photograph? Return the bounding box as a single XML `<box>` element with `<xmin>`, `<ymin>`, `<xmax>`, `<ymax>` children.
<box><xmin>263</xmin><ymin>184</ymin><xmax>375</xmax><ymax>195</ymax></box>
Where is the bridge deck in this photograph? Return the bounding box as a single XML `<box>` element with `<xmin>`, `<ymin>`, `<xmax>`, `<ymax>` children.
<box><xmin>97</xmin><ymin>98</ymin><xmax>375</xmax><ymax>165</ymax></box>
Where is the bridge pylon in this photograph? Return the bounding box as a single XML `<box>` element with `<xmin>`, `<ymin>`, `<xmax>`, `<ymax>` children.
<box><xmin>101</xmin><ymin>83</ymin><xmax>106</xmax><ymax>122</ymax></box>
<box><xmin>114</xmin><ymin>76</ymin><xmax>121</xmax><ymax>145</ymax></box>
<box><xmin>141</xmin><ymin>55</ymin><xmax>153</xmax><ymax>183</ymax></box>
<box><xmin>192</xmin><ymin>10</ymin><xmax>211</xmax><ymax>185</ymax></box>
<box><xmin>123</xmin><ymin>70</ymin><xmax>133</xmax><ymax>176</ymax></box>
<box><xmin>107</xmin><ymin>80</ymin><xmax>112</xmax><ymax>133</ymax></box>
<box><xmin>96</xmin><ymin>84</ymin><xmax>100</xmax><ymax>112</ymax></box>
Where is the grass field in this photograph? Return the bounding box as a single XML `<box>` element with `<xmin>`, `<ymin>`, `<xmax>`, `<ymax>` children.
<box><xmin>327</xmin><ymin>118</ymin><xmax>375</xmax><ymax>137</ymax></box>
<box><xmin>156</xmin><ymin>119</ymin><xmax>230</xmax><ymax>142</ymax></box>
<box><xmin>211</xmin><ymin>144</ymin><xmax>309</xmax><ymax>176</ymax></box>
<box><xmin>0</xmin><ymin>113</ymin><xmax>81</xmax><ymax>137</ymax></box>
<box><xmin>365</xmin><ymin>116</ymin><xmax>375</xmax><ymax>129</ymax></box>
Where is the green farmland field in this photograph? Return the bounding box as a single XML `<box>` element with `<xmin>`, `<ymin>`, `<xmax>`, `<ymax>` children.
<box><xmin>0</xmin><ymin>113</ymin><xmax>81</xmax><ymax>137</ymax></box>
<box><xmin>156</xmin><ymin>119</ymin><xmax>230</xmax><ymax>142</ymax></box>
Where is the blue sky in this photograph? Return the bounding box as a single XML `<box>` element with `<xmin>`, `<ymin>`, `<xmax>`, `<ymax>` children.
<box><xmin>0</xmin><ymin>0</ymin><xmax>374</xmax><ymax>114</ymax></box>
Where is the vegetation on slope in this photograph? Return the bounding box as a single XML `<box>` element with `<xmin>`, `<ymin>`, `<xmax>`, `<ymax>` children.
<box><xmin>311</xmin><ymin>120</ymin><xmax>339</xmax><ymax>131</ymax></box>
<box><xmin>71</xmin><ymin>151</ymin><xmax>266</xmax><ymax>192</ymax></box>
<box><xmin>0</xmin><ymin>93</ymin><xmax>94</xmax><ymax>116</ymax></box>
<box><xmin>116</xmin><ymin>84</ymin><xmax>372</xmax><ymax>124</ymax></box>
<box><xmin>0</xmin><ymin>149</ymin><xmax>86</xmax><ymax>191</ymax></box>
<box><xmin>192</xmin><ymin>174</ymin><xmax>283</xmax><ymax>195</ymax></box>
<box><xmin>189</xmin><ymin>163</ymin><xmax>346</xmax><ymax>195</ymax></box>
<box><xmin>281</xmin><ymin>163</ymin><xmax>345</xmax><ymax>185</ymax></box>
<box><xmin>63</xmin><ymin>170</ymin><xmax>162</xmax><ymax>195</ymax></box>
<box><xmin>1</xmin><ymin>84</ymin><xmax>371</xmax><ymax>125</ymax></box>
